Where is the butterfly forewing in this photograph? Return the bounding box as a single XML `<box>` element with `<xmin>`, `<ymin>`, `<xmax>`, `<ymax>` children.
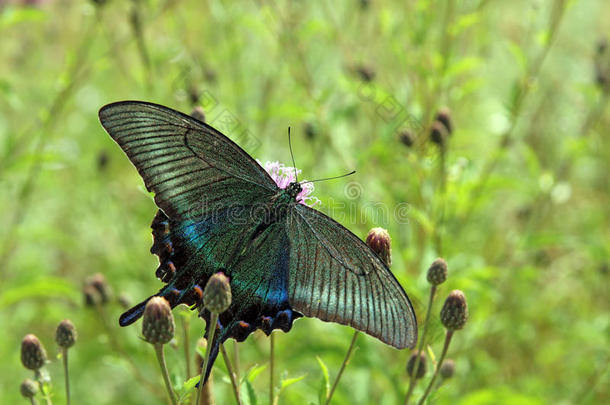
<box><xmin>98</xmin><ymin>101</ymin><xmax>277</xmax><ymax>219</ymax></box>
<box><xmin>287</xmin><ymin>204</ymin><xmax>417</xmax><ymax>349</ymax></box>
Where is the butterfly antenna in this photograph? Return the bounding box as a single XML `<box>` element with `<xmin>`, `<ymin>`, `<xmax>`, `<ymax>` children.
<box><xmin>301</xmin><ymin>170</ymin><xmax>356</xmax><ymax>184</ymax></box>
<box><xmin>288</xmin><ymin>126</ymin><xmax>298</xmax><ymax>183</ymax></box>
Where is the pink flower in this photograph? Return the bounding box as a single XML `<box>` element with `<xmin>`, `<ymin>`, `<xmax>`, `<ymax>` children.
<box><xmin>257</xmin><ymin>160</ymin><xmax>320</xmax><ymax>207</ymax></box>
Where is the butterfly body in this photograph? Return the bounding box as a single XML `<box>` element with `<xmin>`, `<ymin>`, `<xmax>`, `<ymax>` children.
<box><xmin>99</xmin><ymin>101</ymin><xmax>417</xmax><ymax>382</ymax></box>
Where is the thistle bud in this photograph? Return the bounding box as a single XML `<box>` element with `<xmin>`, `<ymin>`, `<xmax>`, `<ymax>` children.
<box><xmin>55</xmin><ymin>320</ymin><xmax>77</xmax><ymax>349</ymax></box>
<box><xmin>191</xmin><ymin>106</ymin><xmax>206</xmax><ymax>123</ymax></box>
<box><xmin>366</xmin><ymin>227</ymin><xmax>392</xmax><ymax>267</ymax></box>
<box><xmin>440</xmin><ymin>290</ymin><xmax>468</xmax><ymax>330</ymax></box>
<box><xmin>142</xmin><ymin>297</ymin><xmax>175</xmax><ymax>345</ymax></box>
<box><xmin>435</xmin><ymin>107</ymin><xmax>453</xmax><ymax>134</ymax></box>
<box><xmin>399</xmin><ymin>130</ymin><xmax>414</xmax><ymax>147</ymax></box>
<box><xmin>21</xmin><ymin>334</ymin><xmax>47</xmax><ymax>370</ymax></box>
<box><xmin>118</xmin><ymin>292</ymin><xmax>132</xmax><ymax>309</ymax></box>
<box><xmin>203</xmin><ymin>272</ymin><xmax>232</xmax><ymax>313</ymax></box>
<box><xmin>430</xmin><ymin>121</ymin><xmax>448</xmax><ymax>147</ymax></box>
<box><xmin>426</xmin><ymin>258</ymin><xmax>448</xmax><ymax>285</ymax></box>
<box><xmin>440</xmin><ymin>359</ymin><xmax>455</xmax><ymax>379</ymax></box>
<box><xmin>20</xmin><ymin>379</ymin><xmax>38</xmax><ymax>399</ymax></box>
<box><xmin>406</xmin><ymin>352</ymin><xmax>427</xmax><ymax>379</ymax></box>
<box><xmin>355</xmin><ymin>65</ymin><xmax>375</xmax><ymax>82</ymax></box>
<box><xmin>304</xmin><ymin>122</ymin><xmax>317</xmax><ymax>140</ymax></box>
<box><xmin>85</xmin><ymin>273</ymin><xmax>111</xmax><ymax>304</ymax></box>
<box><xmin>83</xmin><ymin>285</ymin><xmax>101</xmax><ymax>307</ymax></box>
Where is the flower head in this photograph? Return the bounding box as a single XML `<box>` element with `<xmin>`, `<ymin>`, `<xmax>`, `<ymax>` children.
<box><xmin>440</xmin><ymin>290</ymin><xmax>468</xmax><ymax>330</ymax></box>
<box><xmin>20</xmin><ymin>379</ymin><xmax>38</xmax><ymax>399</ymax></box>
<box><xmin>257</xmin><ymin>160</ymin><xmax>320</xmax><ymax>207</ymax></box>
<box><xmin>203</xmin><ymin>272</ymin><xmax>232</xmax><ymax>314</ymax></box>
<box><xmin>56</xmin><ymin>319</ymin><xmax>78</xmax><ymax>349</ymax></box>
<box><xmin>21</xmin><ymin>334</ymin><xmax>47</xmax><ymax>370</ymax></box>
<box><xmin>427</xmin><ymin>258</ymin><xmax>448</xmax><ymax>285</ymax></box>
<box><xmin>366</xmin><ymin>227</ymin><xmax>392</xmax><ymax>267</ymax></box>
<box><xmin>406</xmin><ymin>351</ymin><xmax>427</xmax><ymax>379</ymax></box>
<box><xmin>142</xmin><ymin>297</ymin><xmax>175</xmax><ymax>345</ymax></box>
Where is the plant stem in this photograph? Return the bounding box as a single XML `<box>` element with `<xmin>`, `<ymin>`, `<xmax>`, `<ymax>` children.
<box><xmin>62</xmin><ymin>348</ymin><xmax>70</xmax><ymax>405</ymax></box>
<box><xmin>34</xmin><ymin>370</ymin><xmax>52</xmax><ymax>405</ymax></box>
<box><xmin>183</xmin><ymin>316</ymin><xmax>193</xmax><ymax>379</ymax></box>
<box><xmin>154</xmin><ymin>343</ymin><xmax>178</xmax><ymax>405</ymax></box>
<box><xmin>404</xmin><ymin>285</ymin><xmax>437</xmax><ymax>405</ymax></box>
<box><xmin>416</xmin><ymin>330</ymin><xmax>454</xmax><ymax>405</ymax></box>
<box><xmin>220</xmin><ymin>344</ymin><xmax>242</xmax><ymax>405</ymax></box>
<box><xmin>269</xmin><ymin>332</ymin><xmax>276</xmax><ymax>405</ymax></box>
<box><xmin>324</xmin><ymin>331</ymin><xmax>360</xmax><ymax>405</ymax></box>
<box><xmin>29</xmin><ymin>397</ymin><xmax>38</xmax><ymax>405</ymax></box>
<box><xmin>233</xmin><ymin>340</ymin><xmax>241</xmax><ymax>383</ymax></box>
<box><xmin>196</xmin><ymin>313</ymin><xmax>218</xmax><ymax>405</ymax></box>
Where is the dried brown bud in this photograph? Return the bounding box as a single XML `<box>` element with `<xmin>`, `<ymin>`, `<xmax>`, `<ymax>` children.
<box><xmin>55</xmin><ymin>320</ymin><xmax>77</xmax><ymax>349</ymax></box>
<box><xmin>440</xmin><ymin>290</ymin><xmax>468</xmax><ymax>330</ymax></box>
<box><xmin>20</xmin><ymin>379</ymin><xmax>38</xmax><ymax>399</ymax></box>
<box><xmin>435</xmin><ymin>107</ymin><xmax>453</xmax><ymax>134</ymax></box>
<box><xmin>440</xmin><ymin>359</ymin><xmax>455</xmax><ymax>379</ymax></box>
<box><xmin>85</xmin><ymin>273</ymin><xmax>111</xmax><ymax>304</ymax></box>
<box><xmin>21</xmin><ymin>334</ymin><xmax>47</xmax><ymax>370</ymax></box>
<box><xmin>430</xmin><ymin>121</ymin><xmax>448</xmax><ymax>146</ymax></box>
<box><xmin>191</xmin><ymin>106</ymin><xmax>206</xmax><ymax>123</ymax></box>
<box><xmin>399</xmin><ymin>130</ymin><xmax>415</xmax><ymax>147</ymax></box>
<box><xmin>83</xmin><ymin>285</ymin><xmax>101</xmax><ymax>307</ymax></box>
<box><xmin>203</xmin><ymin>272</ymin><xmax>232</xmax><ymax>313</ymax></box>
<box><xmin>355</xmin><ymin>65</ymin><xmax>375</xmax><ymax>82</ymax></box>
<box><xmin>142</xmin><ymin>297</ymin><xmax>175</xmax><ymax>345</ymax></box>
<box><xmin>118</xmin><ymin>293</ymin><xmax>132</xmax><ymax>309</ymax></box>
<box><xmin>406</xmin><ymin>352</ymin><xmax>427</xmax><ymax>379</ymax></box>
<box><xmin>366</xmin><ymin>227</ymin><xmax>392</xmax><ymax>267</ymax></box>
<box><xmin>427</xmin><ymin>258</ymin><xmax>448</xmax><ymax>285</ymax></box>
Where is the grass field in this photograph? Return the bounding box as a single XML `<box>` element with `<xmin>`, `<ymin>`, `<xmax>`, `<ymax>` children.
<box><xmin>1</xmin><ymin>0</ymin><xmax>609</xmax><ymax>404</ymax></box>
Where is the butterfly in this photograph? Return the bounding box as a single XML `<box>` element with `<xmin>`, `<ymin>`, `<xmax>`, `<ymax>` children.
<box><xmin>99</xmin><ymin>101</ymin><xmax>417</xmax><ymax>382</ymax></box>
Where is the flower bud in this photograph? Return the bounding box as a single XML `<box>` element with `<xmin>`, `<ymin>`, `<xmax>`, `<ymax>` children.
<box><xmin>440</xmin><ymin>290</ymin><xmax>468</xmax><ymax>330</ymax></box>
<box><xmin>399</xmin><ymin>130</ymin><xmax>414</xmax><ymax>147</ymax></box>
<box><xmin>430</xmin><ymin>121</ymin><xmax>448</xmax><ymax>147</ymax></box>
<box><xmin>355</xmin><ymin>65</ymin><xmax>375</xmax><ymax>82</ymax></box>
<box><xmin>21</xmin><ymin>334</ymin><xmax>47</xmax><ymax>370</ymax></box>
<box><xmin>203</xmin><ymin>272</ymin><xmax>232</xmax><ymax>313</ymax></box>
<box><xmin>440</xmin><ymin>359</ymin><xmax>455</xmax><ymax>379</ymax></box>
<box><xmin>366</xmin><ymin>227</ymin><xmax>392</xmax><ymax>267</ymax></box>
<box><xmin>55</xmin><ymin>320</ymin><xmax>77</xmax><ymax>349</ymax></box>
<box><xmin>142</xmin><ymin>297</ymin><xmax>175</xmax><ymax>345</ymax></box>
<box><xmin>191</xmin><ymin>106</ymin><xmax>206</xmax><ymax>123</ymax></box>
<box><xmin>435</xmin><ymin>107</ymin><xmax>453</xmax><ymax>134</ymax></box>
<box><xmin>426</xmin><ymin>258</ymin><xmax>448</xmax><ymax>285</ymax></box>
<box><xmin>406</xmin><ymin>352</ymin><xmax>427</xmax><ymax>379</ymax></box>
<box><xmin>83</xmin><ymin>285</ymin><xmax>101</xmax><ymax>307</ymax></box>
<box><xmin>20</xmin><ymin>379</ymin><xmax>38</xmax><ymax>399</ymax></box>
<box><xmin>85</xmin><ymin>273</ymin><xmax>111</xmax><ymax>304</ymax></box>
<box><xmin>118</xmin><ymin>292</ymin><xmax>132</xmax><ymax>309</ymax></box>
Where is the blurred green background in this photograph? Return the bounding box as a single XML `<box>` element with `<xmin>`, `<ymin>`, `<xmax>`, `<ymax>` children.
<box><xmin>1</xmin><ymin>0</ymin><xmax>609</xmax><ymax>404</ymax></box>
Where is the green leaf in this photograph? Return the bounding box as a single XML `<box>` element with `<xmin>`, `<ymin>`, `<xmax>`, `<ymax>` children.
<box><xmin>316</xmin><ymin>356</ymin><xmax>330</xmax><ymax>405</ymax></box>
<box><xmin>246</xmin><ymin>363</ymin><xmax>267</xmax><ymax>382</ymax></box>
<box><xmin>280</xmin><ymin>374</ymin><xmax>306</xmax><ymax>390</ymax></box>
<box><xmin>0</xmin><ymin>277</ymin><xmax>78</xmax><ymax>309</ymax></box>
<box><xmin>244</xmin><ymin>379</ymin><xmax>257</xmax><ymax>405</ymax></box>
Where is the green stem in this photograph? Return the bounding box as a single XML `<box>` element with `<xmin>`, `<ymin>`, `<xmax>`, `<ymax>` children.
<box><xmin>154</xmin><ymin>344</ymin><xmax>178</xmax><ymax>405</ymax></box>
<box><xmin>220</xmin><ymin>344</ymin><xmax>242</xmax><ymax>405</ymax></box>
<box><xmin>404</xmin><ymin>285</ymin><xmax>437</xmax><ymax>405</ymax></box>
<box><xmin>62</xmin><ymin>349</ymin><xmax>70</xmax><ymax>405</ymax></box>
<box><xmin>324</xmin><ymin>331</ymin><xmax>360</xmax><ymax>405</ymax></box>
<box><xmin>269</xmin><ymin>332</ymin><xmax>275</xmax><ymax>405</ymax></box>
<box><xmin>233</xmin><ymin>340</ymin><xmax>241</xmax><ymax>383</ymax></box>
<box><xmin>34</xmin><ymin>370</ymin><xmax>52</xmax><ymax>405</ymax></box>
<box><xmin>183</xmin><ymin>316</ymin><xmax>193</xmax><ymax>379</ymax></box>
<box><xmin>416</xmin><ymin>330</ymin><xmax>454</xmax><ymax>405</ymax></box>
<box><xmin>196</xmin><ymin>313</ymin><xmax>218</xmax><ymax>405</ymax></box>
<box><xmin>29</xmin><ymin>398</ymin><xmax>38</xmax><ymax>405</ymax></box>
